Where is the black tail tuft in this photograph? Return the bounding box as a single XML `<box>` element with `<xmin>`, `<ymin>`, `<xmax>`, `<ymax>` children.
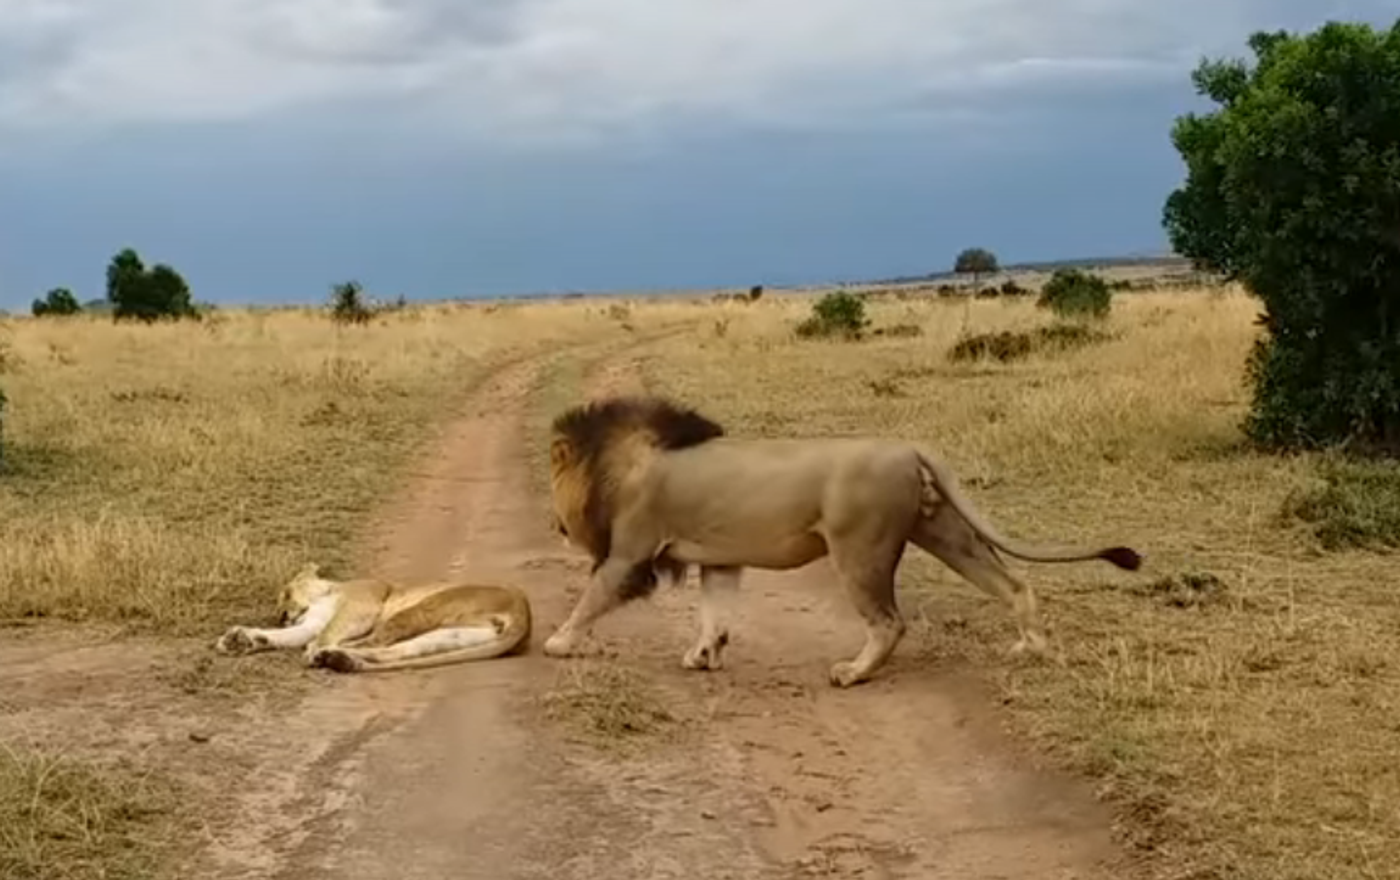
<box><xmin>1101</xmin><ymin>546</ymin><xmax>1143</xmax><ymax>571</ymax></box>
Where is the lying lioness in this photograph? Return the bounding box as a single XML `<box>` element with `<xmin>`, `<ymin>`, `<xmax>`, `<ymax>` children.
<box><xmin>215</xmin><ymin>563</ymin><xmax>532</xmax><ymax>673</ymax></box>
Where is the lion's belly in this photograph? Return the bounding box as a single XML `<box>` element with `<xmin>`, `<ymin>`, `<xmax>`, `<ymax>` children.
<box><xmin>668</xmin><ymin>531</ymin><xmax>828</xmax><ymax>570</ymax></box>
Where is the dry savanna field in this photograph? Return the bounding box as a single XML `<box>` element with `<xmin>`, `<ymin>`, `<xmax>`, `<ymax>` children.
<box><xmin>1</xmin><ymin>283</ymin><xmax>1397</xmax><ymax>880</ymax></box>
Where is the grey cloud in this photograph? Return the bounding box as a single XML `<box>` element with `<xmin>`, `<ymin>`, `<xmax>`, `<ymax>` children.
<box><xmin>249</xmin><ymin>0</ymin><xmax>537</xmax><ymax>67</ymax></box>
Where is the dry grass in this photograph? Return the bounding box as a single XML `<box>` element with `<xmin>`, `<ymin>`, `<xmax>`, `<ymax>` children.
<box><xmin>0</xmin><ymin>299</ymin><xmax>692</xmax><ymax>633</ymax></box>
<box><xmin>641</xmin><ymin>287</ymin><xmax>1400</xmax><ymax>880</ymax></box>
<box><xmin>0</xmin><ymin>295</ymin><xmax>698</xmax><ymax>880</ymax></box>
<box><xmin>0</xmin><ymin>739</ymin><xmax>186</xmax><ymax>880</ymax></box>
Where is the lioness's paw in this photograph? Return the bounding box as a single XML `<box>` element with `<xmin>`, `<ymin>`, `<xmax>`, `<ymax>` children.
<box><xmin>313</xmin><ymin>649</ymin><xmax>364</xmax><ymax>674</ymax></box>
<box><xmin>216</xmin><ymin>627</ymin><xmax>268</xmax><ymax>655</ymax></box>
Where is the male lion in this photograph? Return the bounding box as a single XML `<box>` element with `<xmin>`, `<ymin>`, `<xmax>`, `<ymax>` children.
<box><xmin>543</xmin><ymin>395</ymin><xmax>1142</xmax><ymax>688</ymax></box>
<box><xmin>215</xmin><ymin>563</ymin><xmax>532</xmax><ymax>673</ymax></box>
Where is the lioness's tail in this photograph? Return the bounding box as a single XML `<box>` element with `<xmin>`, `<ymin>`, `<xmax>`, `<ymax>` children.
<box><xmin>915</xmin><ymin>450</ymin><xmax>1142</xmax><ymax>570</ymax></box>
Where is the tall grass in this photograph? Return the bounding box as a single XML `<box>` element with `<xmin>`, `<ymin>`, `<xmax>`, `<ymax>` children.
<box><xmin>642</xmin><ymin>287</ymin><xmax>1400</xmax><ymax>880</ymax></box>
<box><xmin>0</xmin><ymin>300</ymin><xmax>684</xmax><ymax>630</ymax></box>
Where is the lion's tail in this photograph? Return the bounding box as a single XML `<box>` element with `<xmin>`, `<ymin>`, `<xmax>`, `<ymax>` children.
<box><xmin>346</xmin><ymin>611</ymin><xmax>533</xmax><ymax>673</ymax></box>
<box><xmin>914</xmin><ymin>449</ymin><xmax>1142</xmax><ymax>571</ymax></box>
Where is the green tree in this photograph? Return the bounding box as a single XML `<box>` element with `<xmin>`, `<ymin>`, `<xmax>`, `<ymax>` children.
<box><xmin>105</xmin><ymin>248</ymin><xmax>197</xmax><ymax>322</ymax></box>
<box><xmin>31</xmin><ymin>287</ymin><xmax>82</xmax><ymax>317</ymax></box>
<box><xmin>1163</xmin><ymin>21</ymin><xmax>1400</xmax><ymax>451</ymax></box>
<box><xmin>953</xmin><ymin>247</ymin><xmax>999</xmax><ymax>288</ymax></box>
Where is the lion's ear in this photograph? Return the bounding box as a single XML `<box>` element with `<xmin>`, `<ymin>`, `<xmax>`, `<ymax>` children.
<box><xmin>297</xmin><ymin>562</ymin><xmax>322</xmax><ymax>578</ymax></box>
<box><xmin>549</xmin><ymin>437</ymin><xmax>573</xmax><ymax>467</ymax></box>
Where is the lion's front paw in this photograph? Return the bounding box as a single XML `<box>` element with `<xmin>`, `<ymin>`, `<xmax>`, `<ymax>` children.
<box><xmin>543</xmin><ymin>630</ymin><xmax>581</xmax><ymax>658</ymax></box>
<box><xmin>1009</xmin><ymin>630</ymin><xmax>1050</xmax><ymax>658</ymax></box>
<box><xmin>216</xmin><ymin>627</ymin><xmax>268</xmax><ymax>655</ymax></box>
<box><xmin>827</xmin><ymin>661</ymin><xmax>869</xmax><ymax>689</ymax></box>
<box><xmin>682</xmin><ymin>632</ymin><xmax>729</xmax><ymax>671</ymax></box>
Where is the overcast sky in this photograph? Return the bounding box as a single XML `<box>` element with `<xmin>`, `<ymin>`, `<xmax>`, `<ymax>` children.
<box><xmin>1</xmin><ymin>1</ymin><xmax>1394</xmax><ymax>308</ymax></box>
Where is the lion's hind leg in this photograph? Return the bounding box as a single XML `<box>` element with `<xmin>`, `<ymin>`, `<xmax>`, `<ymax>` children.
<box><xmin>825</xmin><ymin>536</ymin><xmax>909</xmax><ymax>689</ymax></box>
<box><xmin>911</xmin><ymin>503</ymin><xmax>1049</xmax><ymax>657</ymax></box>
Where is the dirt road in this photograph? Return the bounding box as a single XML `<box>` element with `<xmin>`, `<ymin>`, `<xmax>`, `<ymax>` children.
<box><xmin>1</xmin><ymin>337</ymin><xmax>1130</xmax><ymax>879</ymax></box>
<box><xmin>253</xmin><ymin>338</ymin><xmax>1128</xmax><ymax>880</ymax></box>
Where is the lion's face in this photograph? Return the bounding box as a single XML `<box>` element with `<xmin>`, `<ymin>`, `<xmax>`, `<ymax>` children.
<box><xmin>548</xmin><ymin>436</ymin><xmax>595</xmax><ymax>556</ymax></box>
<box><xmin>277</xmin><ymin>563</ymin><xmax>332</xmax><ymax>625</ymax></box>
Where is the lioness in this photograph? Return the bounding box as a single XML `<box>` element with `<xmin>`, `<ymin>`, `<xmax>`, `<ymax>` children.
<box><xmin>215</xmin><ymin>563</ymin><xmax>532</xmax><ymax>673</ymax></box>
<box><xmin>542</xmin><ymin>395</ymin><xmax>1142</xmax><ymax>688</ymax></box>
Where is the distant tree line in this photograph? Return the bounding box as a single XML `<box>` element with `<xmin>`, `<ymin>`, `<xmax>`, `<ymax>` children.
<box><xmin>30</xmin><ymin>247</ymin><xmax>199</xmax><ymax>322</ymax></box>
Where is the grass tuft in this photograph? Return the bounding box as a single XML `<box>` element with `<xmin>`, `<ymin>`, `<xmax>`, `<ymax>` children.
<box><xmin>540</xmin><ymin>661</ymin><xmax>677</xmax><ymax>751</ymax></box>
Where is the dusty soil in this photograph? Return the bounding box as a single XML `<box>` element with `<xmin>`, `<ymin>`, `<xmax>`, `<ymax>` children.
<box><xmin>0</xmin><ymin>338</ymin><xmax>1134</xmax><ymax>880</ymax></box>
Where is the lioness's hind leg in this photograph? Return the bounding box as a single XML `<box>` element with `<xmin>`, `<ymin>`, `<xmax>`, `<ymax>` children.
<box><xmin>312</xmin><ymin>626</ymin><xmax>501</xmax><ymax>672</ymax></box>
<box><xmin>912</xmin><ymin>504</ymin><xmax>1048</xmax><ymax>657</ymax></box>
<box><xmin>683</xmin><ymin>565</ymin><xmax>740</xmax><ymax>672</ymax></box>
<box><xmin>825</xmin><ymin>539</ymin><xmax>908</xmax><ymax>689</ymax></box>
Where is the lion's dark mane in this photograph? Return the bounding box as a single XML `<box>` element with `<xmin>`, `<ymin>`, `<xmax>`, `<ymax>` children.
<box><xmin>550</xmin><ymin>395</ymin><xmax>725</xmax><ymax>600</ymax></box>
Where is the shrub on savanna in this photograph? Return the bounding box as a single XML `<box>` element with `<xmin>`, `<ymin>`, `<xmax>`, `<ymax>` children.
<box><xmin>999</xmin><ymin>279</ymin><xmax>1030</xmax><ymax>297</ymax></box>
<box><xmin>947</xmin><ymin>322</ymin><xmax>1113</xmax><ymax>364</ymax></box>
<box><xmin>31</xmin><ymin>287</ymin><xmax>83</xmax><ymax>317</ymax></box>
<box><xmin>1036</xmin><ymin>268</ymin><xmax>1112</xmax><ymax>319</ymax></box>
<box><xmin>329</xmin><ymin>280</ymin><xmax>374</xmax><ymax>325</ymax></box>
<box><xmin>794</xmin><ymin>290</ymin><xmax>870</xmax><ymax>340</ymax></box>
<box><xmin>1163</xmin><ymin>22</ymin><xmax>1400</xmax><ymax>453</ymax></box>
<box><xmin>1283</xmin><ymin>456</ymin><xmax>1400</xmax><ymax>551</ymax></box>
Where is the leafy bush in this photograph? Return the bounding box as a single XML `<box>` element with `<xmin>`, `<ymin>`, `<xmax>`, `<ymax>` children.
<box><xmin>31</xmin><ymin>288</ymin><xmax>82</xmax><ymax>317</ymax></box>
<box><xmin>1163</xmin><ymin>22</ymin><xmax>1400</xmax><ymax>452</ymax></box>
<box><xmin>329</xmin><ymin>281</ymin><xmax>374</xmax><ymax>325</ymax></box>
<box><xmin>1284</xmin><ymin>457</ymin><xmax>1400</xmax><ymax>550</ymax></box>
<box><xmin>795</xmin><ymin>291</ymin><xmax>870</xmax><ymax>339</ymax></box>
<box><xmin>948</xmin><ymin>322</ymin><xmax>1112</xmax><ymax>363</ymax></box>
<box><xmin>1036</xmin><ymin>268</ymin><xmax>1112</xmax><ymax>319</ymax></box>
<box><xmin>105</xmin><ymin>249</ymin><xmax>198</xmax><ymax>323</ymax></box>
<box><xmin>748</xmin><ymin>284</ymin><xmax>764</xmax><ymax>301</ymax></box>
<box><xmin>999</xmin><ymin>279</ymin><xmax>1029</xmax><ymax>297</ymax></box>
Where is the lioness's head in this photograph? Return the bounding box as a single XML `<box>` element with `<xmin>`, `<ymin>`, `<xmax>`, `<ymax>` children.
<box><xmin>277</xmin><ymin>562</ymin><xmax>334</xmax><ymax>625</ymax></box>
<box><xmin>548</xmin><ymin>395</ymin><xmax>724</xmax><ymax>566</ymax></box>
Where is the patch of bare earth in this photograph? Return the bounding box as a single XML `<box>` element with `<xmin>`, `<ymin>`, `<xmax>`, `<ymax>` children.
<box><xmin>2</xmin><ymin>330</ymin><xmax>1132</xmax><ymax>879</ymax></box>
